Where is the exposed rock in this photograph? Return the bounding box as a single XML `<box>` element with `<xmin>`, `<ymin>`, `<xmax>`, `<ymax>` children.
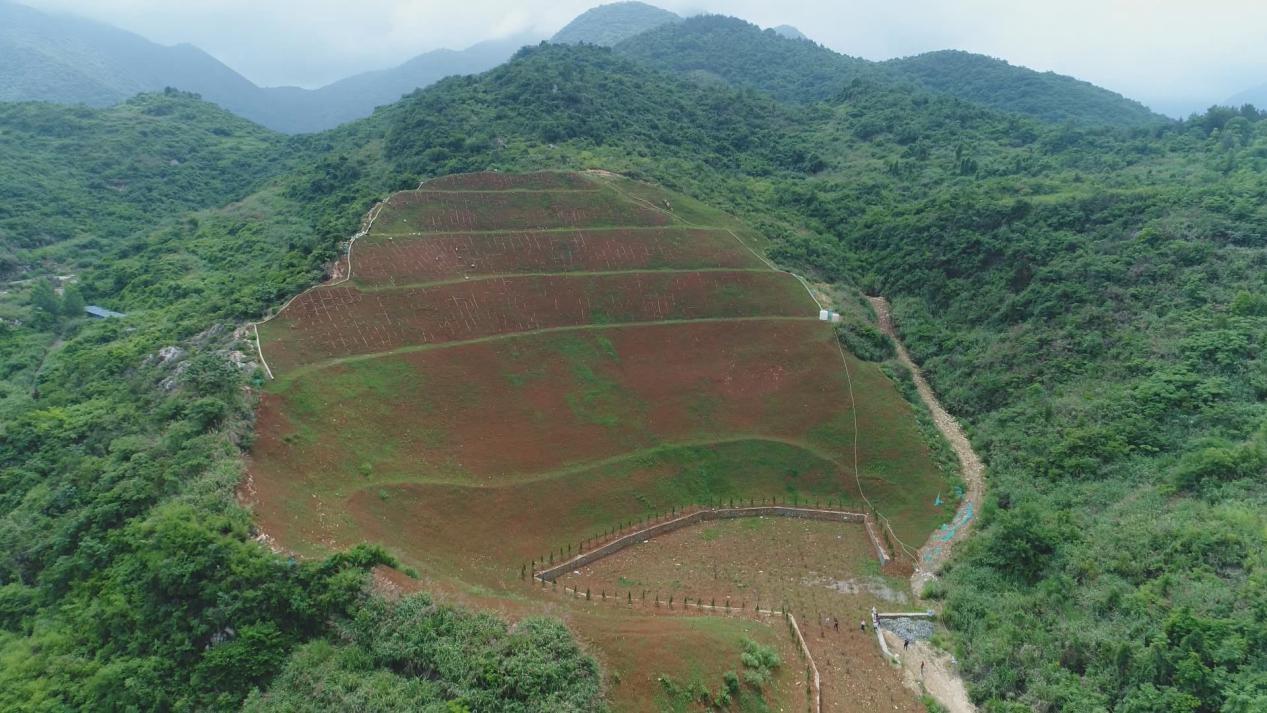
<box><xmin>158</xmin><ymin>360</ymin><xmax>190</xmax><ymax>392</ymax></box>
<box><xmin>879</xmin><ymin>616</ymin><xmax>935</xmax><ymax>642</ymax></box>
<box><xmin>158</xmin><ymin>345</ymin><xmax>185</xmax><ymax>364</ymax></box>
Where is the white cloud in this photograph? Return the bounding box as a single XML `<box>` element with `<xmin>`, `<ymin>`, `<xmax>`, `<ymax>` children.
<box><xmin>19</xmin><ymin>0</ymin><xmax>1267</xmax><ymax>114</ymax></box>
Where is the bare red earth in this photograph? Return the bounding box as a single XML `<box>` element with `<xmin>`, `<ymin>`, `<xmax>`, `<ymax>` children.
<box><xmin>246</xmin><ymin>173</ymin><xmax>944</xmax><ymax>713</ymax></box>
<box><xmin>421</xmin><ymin>171</ymin><xmax>598</xmax><ymax>191</ymax></box>
<box><xmin>375</xmin><ymin>189</ymin><xmax>670</xmax><ymax>233</ymax></box>
<box><xmin>256</xmin><ymin>320</ymin><xmax>854</xmax><ymax>485</ymax></box>
<box><xmin>259</xmin><ymin>270</ymin><xmax>816</xmax><ymax>372</ymax></box>
<box><xmin>352</xmin><ymin>228</ymin><xmax>764</xmax><ymax>286</ymax></box>
<box><xmin>557</xmin><ymin>519</ymin><xmax>924</xmax><ymax>713</ymax></box>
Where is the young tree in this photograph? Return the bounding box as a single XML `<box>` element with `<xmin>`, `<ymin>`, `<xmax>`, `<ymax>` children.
<box><xmin>61</xmin><ymin>284</ymin><xmax>86</xmax><ymax>317</ymax></box>
<box><xmin>30</xmin><ymin>278</ymin><xmax>61</xmax><ymax>322</ymax></box>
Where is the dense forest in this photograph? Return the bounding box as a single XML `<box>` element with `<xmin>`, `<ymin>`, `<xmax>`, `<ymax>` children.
<box><xmin>882</xmin><ymin>49</ymin><xmax>1162</xmax><ymax>127</ymax></box>
<box><xmin>0</xmin><ymin>90</ymin><xmax>288</xmax><ymax>279</ymax></box>
<box><xmin>615</xmin><ymin>15</ymin><xmax>1164</xmax><ymax>129</ymax></box>
<box><xmin>0</xmin><ymin>23</ymin><xmax>1264</xmax><ymax>713</ymax></box>
<box><xmin>614</xmin><ymin>15</ymin><xmax>876</xmax><ymax>102</ymax></box>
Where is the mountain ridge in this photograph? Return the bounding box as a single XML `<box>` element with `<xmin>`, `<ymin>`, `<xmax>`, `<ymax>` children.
<box><xmin>1</xmin><ymin>38</ymin><xmax>1264</xmax><ymax>713</ymax></box>
<box><xmin>0</xmin><ymin>0</ymin><xmax>534</xmax><ymax>133</ymax></box>
<box><xmin>3</xmin><ymin>0</ymin><xmax>1170</xmax><ymax>132</ymax></box>
<box><xmin>884</xmin><ymin>49</ymin><xmax>1164</xmax><ymax>127</ymax></box>
<box><xmin>551</xmin><ymin>1</ymin><xmax>681</xmax><ymax>46</ymax></box>
<box><xmin>613</xmin><ymin>14</ymin><xmax>1166</xmax><ymax>127</ymax></box>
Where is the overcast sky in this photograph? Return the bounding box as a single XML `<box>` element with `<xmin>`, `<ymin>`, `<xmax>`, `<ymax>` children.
<box><xmin>21</xmin><ymin>0</ymin><xmax>1267</xmax><ymax>116</ymax></box>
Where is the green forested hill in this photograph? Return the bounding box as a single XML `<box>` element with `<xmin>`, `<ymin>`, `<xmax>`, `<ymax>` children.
<box><xmin>614</xmin><ymin>15</ymin><xmax>876</xmax><ymax>102</ymax></box>
<box><xmin>1</xmin><ymin>39</ymin><xmax>1264</xmax><ymax>712</ymax></box>
<box><xmin>0</xmin><ymin>91</ymin><xmax>286</xmax><ymax>280</ymax></box>
<box><xmin>615</xmin><ymin>14</ymin><xmax>1167</xmax><ymax>129</ymax></box>
<box><xmin>551</xmin><ymin>1</ymin><xmax>680</xmax><ymax>46</ymax></box>
<box><xmin>885</xmin><ymin>49</ymin><xmax>1165</xmax><ymax>127</ymax></box>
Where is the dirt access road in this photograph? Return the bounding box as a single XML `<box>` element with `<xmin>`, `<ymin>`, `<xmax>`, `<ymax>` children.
<box><xmin>882</xmin><ymin>630</ymin><xmax>976</xmax><ymax>713</ymax></box>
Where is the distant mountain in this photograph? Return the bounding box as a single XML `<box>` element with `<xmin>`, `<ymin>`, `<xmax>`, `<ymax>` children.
<box><xmin>884</xmin><ymin>50</ymin><xmax>1164</xmax><ymax>127</ymax></box>
<box><xmin>615</xmin><ymin>15</ymin><xmax>1164</xmax><ymax>128</ymax></box>
<box><xmin>771</xmin><ymin>25</ymin><xmax>807</xmax><ymax>41</ymax></box>
<box><xmin>616</xmin><ymin>15</ymin><xmax>877</xmax><ymax>103</ymax></box>
<box><xmin>551</xmin><ymin>1</ymin><xmax>681</xmax><ymax>46</ymax></box>
<box><xmin>1225</xmin><ymin>82</ymin><xmax>1267</xmax><ymax>111</ymax></box>
<box><xmin>0</xmin><ymin>0</ymin><xmax>532</xmax><ymax>133</ymax></box>
<box><xmin>251</xmin><ymin>35</ymin><xmax>534</xmax><ymax>133</ymax></box>
<box><xmin>0</xmin><ymin>0</ymin><xmax>260</xmax><ymax>108</ymax></box>
<box><xmin>3</xmin><ymin>0</ymin><xmax>1166</xmax><ymax>133</ymax></box>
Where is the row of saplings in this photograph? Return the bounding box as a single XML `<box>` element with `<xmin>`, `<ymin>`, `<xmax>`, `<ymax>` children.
<box><xmin>561</xmin><ymin>582</ymin><xmax>795</xmax><ymax>618</ymax></box>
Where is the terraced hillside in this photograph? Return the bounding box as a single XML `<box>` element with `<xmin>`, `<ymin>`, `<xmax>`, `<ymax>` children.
<box><xmin>246</xmin><ymin>171</ymin><xmax>951</xmax><ymax>710</ymax></box>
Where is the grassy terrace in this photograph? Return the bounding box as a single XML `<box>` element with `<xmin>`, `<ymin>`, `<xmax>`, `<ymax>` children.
<box><xmin>247</xmin><ymin>172</ymin><xmax>952</xmax><ymax>710</ymax></box>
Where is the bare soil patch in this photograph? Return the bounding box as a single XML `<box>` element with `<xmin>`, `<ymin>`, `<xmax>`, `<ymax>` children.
<box><xmin>352</xmin><ymin>227</ymin><xmax>763</xmax><ymax>286</ymax></box>
<box><xmin>256</xmin><ymin>320</ymin><xmax>857</xmax><ymax>487</ymax></box>
<box><xmin>259</xmin><ymin>270</ymin><xmax>815</xmax><ymax>372</ymax></box>
<box><xmin>420</xmin><ymin>171</ymin><xmax>599</xmax><ymax>191</ymax></box>
<box><xmin>558</xmin><ymin>518</ymin><xmax>922</xmax><ymax>713</ymax></box>
<box><xmin>377</xmin><ymin>186</ymin><xmax>670</xmax><ymax>233</ymax></box>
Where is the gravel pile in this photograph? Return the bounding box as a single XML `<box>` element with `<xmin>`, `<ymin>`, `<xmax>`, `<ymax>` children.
<box><xmin>879</xmin><ymin>616</ymin><xmax>935</xmax><ymax>642</ymax></box>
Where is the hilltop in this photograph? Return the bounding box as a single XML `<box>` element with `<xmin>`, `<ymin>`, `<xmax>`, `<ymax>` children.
<box><xmin>615</xmin><ymin>14</ymin><xmax>877</xmax><ymax>103</ymax></box>
<box><xmin>615</xmin><ymin>14</ymin><xmax>1167</xmax><ymax>128</ymax></box>
<box><xmin>884</xmin><ymin>49</ymin><xmax>1164</xmax><ymax>127</ymax></box>
<box><xmin>551</xmin><ymin>1</ymin><xmax>681</xmax><ymax>46</ymax></box>
<box><xmin>2</xmin><ymin>0</ymin><xmax>1169</xmax><ymax>132</ymax></box>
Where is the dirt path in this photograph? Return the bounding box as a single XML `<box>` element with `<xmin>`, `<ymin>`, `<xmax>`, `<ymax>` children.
<box><xmin>866</xmin><ymin>297</ymin><xmax>984</xmax><ymax>593</ymax></box>
<box><xmin>882</xmin><ymin>630</ymin><xmax>974</xmax><ymax>713</ymax></box>
<box><xmin>868</xmin><ymin>297</ymin><xmax>982</xmax><ymax>713</ymax></box>
<box><xmin>250</xmin><ymin>199</ymin><xmax>386</xmax><ymax>380</ymax></box>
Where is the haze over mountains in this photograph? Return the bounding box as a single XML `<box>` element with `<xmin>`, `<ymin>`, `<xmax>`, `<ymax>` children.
<box><xmin>2</xmin><ymin>0</ymin><xmax>1178</xmax><ymax>134</ymax></box>
<box><xmin>1227</xmin><ymin>81</ymin><xmax>1267</xmax><ymax>112</ymax></box>
<box><xmin>0</xmin><ymin>0</ymin><xmax>536</xmax><ymax>133</ymax></box>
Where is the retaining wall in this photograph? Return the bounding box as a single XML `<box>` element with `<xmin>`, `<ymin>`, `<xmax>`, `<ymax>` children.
<box><xmin>534</xmin><ymin>505</ymin><xmax>876</xmax><ymax>582</ymax></box>
<box><xmin>876</xmin><ymin>611</ymin><xmax>936</xmax><ymax>620</ymax></box>
<box><xmin>872</xmin><ymin>607</ymin><xmax>898</xmax><ymax>663</ymax></box>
